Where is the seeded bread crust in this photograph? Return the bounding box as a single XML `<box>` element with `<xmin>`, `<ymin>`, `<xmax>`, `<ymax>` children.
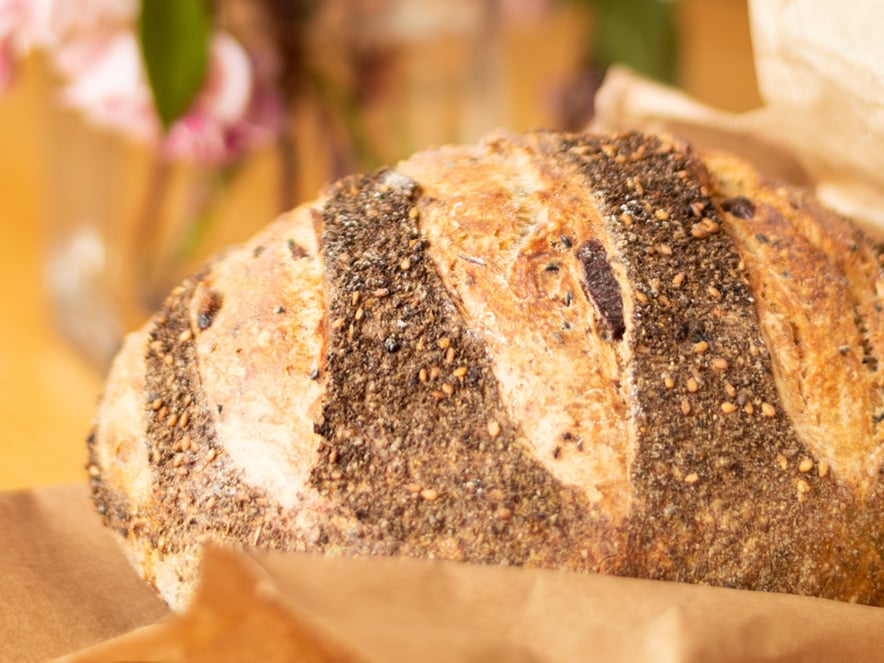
<box><xmin>88</xmin><ymin>130</ymin><xmax>884</xmax><ymax>611</ymax></box>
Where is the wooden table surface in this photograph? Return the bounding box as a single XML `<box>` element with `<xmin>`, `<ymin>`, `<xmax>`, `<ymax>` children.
<box><xmin>0</xmin><ymin>63</ymin><xmax>105</xmax><ymax>490</ymax></box>
<box><xmin>0</xmin><ymin>0</ymin><xmax>758</xmax><ymax>492</ymax></box>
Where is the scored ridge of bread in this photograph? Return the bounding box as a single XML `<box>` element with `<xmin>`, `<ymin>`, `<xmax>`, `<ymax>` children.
<box><xmin>88</xmin><ymin>130</ymin><xmax>884</xmax><ymax>611</ymax></box>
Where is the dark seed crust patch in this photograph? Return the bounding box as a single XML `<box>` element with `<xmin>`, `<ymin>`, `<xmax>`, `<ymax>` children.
<box><xmin>310</xmin><ymin>170</ymin><xmax>619</xmax><ymax>568</ymax></box>
<box><xmin>576</xmin><ymin>239</ymin><xmax>625</xmax><ymax>341</ymax></box>
<box><xmin>554</xmin><ymin>131</ymin><xmax>882</xmax><ymax>602</ymax></box>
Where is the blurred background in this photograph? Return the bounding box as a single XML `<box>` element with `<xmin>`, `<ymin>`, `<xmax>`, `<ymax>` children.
<box><xmin>0</xmin><ymin>0</ymin><xmax>760</xmax><ymax>490</ymax></box>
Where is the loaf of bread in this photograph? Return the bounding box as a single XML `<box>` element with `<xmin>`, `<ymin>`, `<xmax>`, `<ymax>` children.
<box><xmin>88</xmin><ymin>130</ymin><xmax>884</xmax><ymax>611</ymax></box>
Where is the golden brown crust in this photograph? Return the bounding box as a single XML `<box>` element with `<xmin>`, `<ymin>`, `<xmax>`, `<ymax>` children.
<box><xmin>88</xmin><ymin>130</ymin><xmax>884</xmax><ymax>610</ymax></box>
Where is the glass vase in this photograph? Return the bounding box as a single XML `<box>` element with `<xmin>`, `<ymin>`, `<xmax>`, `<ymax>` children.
<box><xmin>43</xmin><ymin>105</ymin><xmax>281</xmax><ymax>370</ymax></box>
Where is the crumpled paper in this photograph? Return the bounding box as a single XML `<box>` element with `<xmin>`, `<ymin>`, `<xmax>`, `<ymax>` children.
<box><xmin>595</xmin><ymin>0</ymin><xmax>884</xmax><ymax>239</ymax></box>
<box><xmin>0</xmin><ymin>484</ymin><xmax>881</xmax><ymax>662</ymax></box>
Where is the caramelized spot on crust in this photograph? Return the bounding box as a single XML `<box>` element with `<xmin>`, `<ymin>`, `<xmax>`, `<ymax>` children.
<box><xmin>576</xmin><ymin>239</ymin><xmax>625</xmax><ymax>341</ymax></box>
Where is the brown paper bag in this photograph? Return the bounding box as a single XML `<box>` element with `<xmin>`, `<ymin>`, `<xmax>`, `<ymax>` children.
<box><xmin>595</xmin><ymin>0</ymin><xmax>884</xmax><ymax>238</ymax></box>
<box><xmin>4</xmin><ymin>484</ymin><xmax>883</xmax><ymax>662</ymax></box>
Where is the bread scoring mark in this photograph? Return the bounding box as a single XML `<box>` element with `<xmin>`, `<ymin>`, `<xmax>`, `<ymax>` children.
<box><xmin>558</xmin><ymin>131</ymin><xmax>883</xmax><ymax>603</ymax></box>
<box><xmin>576</xmin><ymin>239</ymin><xmax>624</xmax><ymax>341</ymax></box>
<box><xmin>311</xmin><ymin>169</ymin><xmax>619</xmax><ymax>569</ymax></box>
<box><xmin>139</xmin><ymin>275</ymin><xmax>278</xmax><ymax>562</ymax></box>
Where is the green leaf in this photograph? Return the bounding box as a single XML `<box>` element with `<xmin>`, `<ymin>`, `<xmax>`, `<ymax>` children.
<box><xmin>138</xmin><ymin>0</ymin><xmax>211</xmax><ymax>131</ymax></box>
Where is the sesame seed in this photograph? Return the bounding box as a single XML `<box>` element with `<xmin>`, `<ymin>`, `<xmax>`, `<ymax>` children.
<box><xmin>190</xmin><ymin>440</ymin><xmax>199</xmax><ymax>453</ymax></box>
<box><xmin>332</xmin><ymin>318</ymin><xmax>345</xmax><ymax>330</ymax></box>
<box><xmin>87</xmin><ymin>464</ymin><xmax>101</xmax><ymax>478</ymax></box>
<box><xmin>495</xmin><ymin>506</ymin><xmax>512</xmax><ymax>520</ymax></box>
<box><xmin>724</xmin><ymin>383</ymin><xmax>737</xmax><ymax>398</ymax></box>
<box><xmin>691</xmin><ymin>224</ymin><xmax>709</xmax><ymax>239</ymax></box>
<box><xmin>720</xmin><ymin>401</ymin><xmax>737</xmax><ymax>414</ymax></box>
<box><xmin>686</xmin><ymin>377</ymin><xmax>699</xmax><ymax>393</ymax></box>
<box><xmin>205</xmin><ymin>496</ymin><xmax>215</xmax><ymax>510</ymax></box>
<box><xmin>654</xmin><ymin>209</ymin><xmax>670</xmax><ymax>221</ymax></box>
<box><xmin>690</xmin><ymin>202</ymin><xmax>705</xmax><ymax>217</ymax></box>
<box><xmin>206</xmin><ymin>449</ymin><xmax>217</xmax><ymax>463</ymax></box>
<box><xmin>453</xmin><ymin>366</ymin><xmax>468</xmax><ymax>378</ymax></box>
<box><xmin>777</xmin><ymin>454</ymin><xmax>788</xmax><ymax>471</ymax></box>
<box><xmin>420</xmin><ymin>488</ymin><xmax>439</xmax><ymax>501</ymax></box>
<box><xmin>405</xmin><ymin>483</ymin><xmax>421</xmax><ymax>494</ymax></box>
<box><xmin>818</xmin><ymin>460</ymin><xmax>830</xmax><ymax>478</ymax></box>
<box><xmin>429</xmin><ymin>367</ymin><xmax>440</xmax><ymax>380</ymax></box>
<box><xmin>355</xmin><ymin>307</ymin><xmax>364</xmax><ymax>321</ymax></box>
<box><xmin>180</xmin><ymin>435</ymin><xmax>191</xmax><ymax>452</ymax></box>
<box><xmin>761</xmin><ymin>402</ymin><xmax>776</xmax><ymax>417</ymax></box>
<box><xmin>373</xmin><ymin>288</ymin><xmax>390</xmax><ymax>298</ymax></box>
<box><xmin>163</xmin><ymin>354</ymin><xmax>174</xmax><ymax>366</ymax></box>
<box><xmin>179</xmin><ymin>329</ymin><xmax>193</xmax><ymax>343</ymax></box>
<box><xmin>166</xmin><ymin>413</ymin><xmax>178</xmax><ymax>428</ymax></box>
<box><xmin>619</xmin><ymin>213</ymin><xmax>633</xmax><ymax>227</ymax></box>
<box><xmin>173</xmin><ymin>453</ymin><xmax>185</xmax><ymax>467</ymax></box>
<box><xmin>399</xmin><ymin>257</ymin><xmax>411</xmax><ymax>271</ymax></box>
<box><xmin>672</xmin><ymin>272</ymin><xmax>686</xmax><ymax>287</ymax></box>
<box><xmin>680</xmin><ymin>399</ymin><xmax>691</xmax><ymax>415</ymax></box>
<box><xmin>656</xmin><ymin>243</ymin><xmax>673</xmax><ymax>256</ymax></box>
<box><xmin>743</xmin><ymin>402</ymin><xmax>754</xmax><ymax>415</ymax></box>
<box><xmin>151</xmin><ymin>398</ymin><xmax>163</xmax><ymax>411</ymax></box>
<box><xmin>796</xmin><ymin>479</ymin><xmax>810</xmax><ymax>494</ymax></box>
<box><xmin>329</xmin><ymin>449</ymin><xmax>338</xmax><ymax>464</ymax></box>
<box><xmin>684</xmin><ymin>472</ymin><xmax>699</xmax><ymax>484</ymax></box>
<box><xmin>707</xmin><ymin>285</ymin><xmax>722</xmax><ymax>300</ymax></box>
<box><xmin>351</xmin><ymin>291</ymin><xmax>360</xmax><ymax>306</ymax></box>
<box><xmin>330</xmin><ymin>470</ymin><xmax>342</xmax><ymax>480</ymax></box>
<box><xmin>694</xmin><ymin>341</ymin><xmax>709</xmax><ymax>354</ymax></box>
<box><xmin>441</xmin><ymin>383</ymin><xmax>454</xmax><ymax>395</ymax></box>
<box><xmin>488</xmin><ymin>420</ymin><xmax>501</xmax><ymax>438</ymax></box>
<box><xmin>419</xmin><ymin>368</ymin><xmax>428</xmax><ymax>383</ymax></box>
<box><xmin>701</xmin><ymin>217</ymin><xmax>720</xmax><ymax>233</ymax></box>
<box><xmin>663</xmin><ymin>376</ymin><xmax>674</xmax><ymax>389</ymax></box>
<box><xmin>176</xmin><ymin>466</ymin><xmax>189</xmax><ymax>477</ymax></box>
<box><xmin>179</xmin><ymin>412</ymin><xmax>189</xmax><ymax>428</ymax></box>
<box><xmin>445</xmin><ymin>347</ymin><xmax>455</xmax><ymax>364</ymax></box>
<box><xmin>437</xmin><ymin>337</ymin><xmax>451</xmax><ymax>349</ymax></box>
<box><xmin>635</xmin><ymin>291</ymin><xmax>648</xmax><ymax>304</ymax></box>
<box><xmin>711</xmin><ymin>357</ymin><xmax>729</xmax><ymax>370</ymax></box>
<box><xmin>799</xmin><ymin>458</ymin><xmax>814</xmax><ymax>473</ymax></box>
<box><xmin>173</xmin><ymin>438</ymin><xmax>184</xmax><ymax>453</ymax></box>
<box><xmin>431</xmin><ymin>391</ymin><xmax>445</xmax><ymax>400</ymax></box>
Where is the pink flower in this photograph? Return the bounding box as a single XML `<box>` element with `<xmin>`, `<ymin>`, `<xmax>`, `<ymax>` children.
<box><xmin>0</xmin><ymin>0</ymin><xmax>47</xmax><ymax>87</ymax></box>
<box><xmin>56</xmin><ymin>30</ymin><xmax>157</xmax><ymax>141</ymax></box>
<box><xmin>162</xmin><ymin>33</ymin><xmax>285</xmax><ymax>165</ymax></box>
<box><xmin>2</xmin><ymin>1</ymin><xmax>282</xmax><ymax>165</ymax></box>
